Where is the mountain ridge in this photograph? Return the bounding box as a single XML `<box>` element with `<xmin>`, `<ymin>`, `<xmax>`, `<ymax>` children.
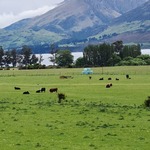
<box><xmin>0</xmin><ymin>0</ymin><xmax>149</xmax><ymax>52</ymax></box>
<box><xmin>5</xmin><ymin>0</ymin><xmax>148</xmax><ymax>32</ymax></box>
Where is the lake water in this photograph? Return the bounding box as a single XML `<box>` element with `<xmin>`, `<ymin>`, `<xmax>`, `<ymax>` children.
<box><xmin>37</xmin><ymin>52</ymin><xmax>83</xmax><ymax>66</ymax></box>
<box><xmin>37</xmin><ymin>49</ymin><xmax>150</xmax><ymax>66</ymax></box>
<box><xmin>141</xmin><ymin>49</ymin><xmax>150</xmax><ymax>55</ymax></box>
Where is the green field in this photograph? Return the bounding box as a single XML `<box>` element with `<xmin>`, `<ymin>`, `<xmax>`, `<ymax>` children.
<box><xmin>0</xmin><ymin>66</ymin><xmax>150</xmax><ymax>150</ymax></box>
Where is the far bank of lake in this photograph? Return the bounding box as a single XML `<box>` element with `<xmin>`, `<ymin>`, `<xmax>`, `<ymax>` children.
<box><xmin>36</xmin><ymin>52</ymin><xmax>83</xmax><ymax>66</ymax></box>
<box><xmin>36</xmin><ymin>49</ymin><xmax>150</xmax><ymax>66</ymax></box>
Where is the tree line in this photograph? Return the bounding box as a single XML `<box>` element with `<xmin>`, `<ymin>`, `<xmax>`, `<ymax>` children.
<box><xmin>0</xmin><ymin>41</ymin><xmax>150</xmax><ymax>69</ymax></box>
<box><xmin>0</xmin><ymin>45</ymin><xmax>41</xmax><ymax>69</ymax></box>
<box><xmin>76</xmin><ymin>41</ymin><xmax>150</xmax><ymax>67</ymax></box>
<box><xmin>0</xmin><ymin>45</ymin><xmax>74</xmax><ymax>69</ymax></box>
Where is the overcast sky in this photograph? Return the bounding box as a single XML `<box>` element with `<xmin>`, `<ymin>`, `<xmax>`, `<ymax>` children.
<box><xmin>0</xmin><ymin>0</ymin><xmax>64</xmax><ymax>28</ymax></box>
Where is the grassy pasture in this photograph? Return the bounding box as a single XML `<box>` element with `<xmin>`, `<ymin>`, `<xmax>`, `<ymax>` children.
<box><xmin>0</xmin><ymin>66</ymin><xmax>150</xmax><ymax>150</ymax></box>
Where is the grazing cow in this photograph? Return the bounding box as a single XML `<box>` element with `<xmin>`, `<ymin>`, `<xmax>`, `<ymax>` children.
<box><xmin>23</xmin><ymin>91</ymin><xmax>30</xmax><ymax>94</ymax></box>
<box><xmin>50</xmin><ymin>88</ymin><xmax>58</xmax><ymax>93</ymax></box>
<box><xmin>99</xmin><ymin>77</ymin><xmax>104</xmax><ymax>80</ymax></box>
<box><xmin>89</xmin><ymin>76</ymin><xmax>92</xmax><ymax>79</ymax></box>
<box><xmin>40</xmin><ymin>88</ymin><xmax>46</xmax><ymax>92</ymax></box>
<box><xmin>126</xmin><ymin>74</ymin><xmax>129</xmax><ymax>79</ymax></box>
<box><xmin>126</xmin><ymin>74</ymin><xmax>131</xmax><ymax>79</ymax></box>
<box><xmin>108</xmin><ymin>78</ymin><xmax>112</xmax><ymax>80</ymax></box>
<box><xmin>116</xmin><ymin>78</ymin><xmax>119</xmax><ymax>81</ymax></box>
<box><xmin>60</xmin><ymin>76</ymin><xmax>73</xmax><ymax>79</ymax></box>
<box><xmin>58</xmin><ymin>93</ymin><xmax>65</xmax><ymax>103</ymax></box>
<box><xmin>106</xmin><ymin>83</ymin><xmax>112</xmax><ymax>88</ymax></box>
<box><xmin>60</xmin><ymin>75</ymin><xmax>67</xmax><ymax>79</ymax></box>
<box><xmin>106</xmin><ymin>84</ymin><xmax>111</xmax><ymax>88</ymax></box>
<box><xmin>14</xmin><ymin>87</ymin><xmax>21</xmax><ymax>90</ymax></box>
<box><xmin>36</xmin><ymin>90</ymin><xmax>41</xmax><ymax>93</ymax></box>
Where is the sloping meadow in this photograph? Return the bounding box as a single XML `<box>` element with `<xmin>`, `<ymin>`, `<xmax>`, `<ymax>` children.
<box><xmin>0</xmin><ymin>66</ymin><xmax>150</xmax><ymax>150</ymax></box>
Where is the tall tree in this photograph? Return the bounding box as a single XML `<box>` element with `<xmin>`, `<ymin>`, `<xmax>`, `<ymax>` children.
<box><xmin>121</xmin><ymin>44</ymin><xmax>141</xmax><ymax>59</ymax></box>
<box><xmin>75</xmin><ymin>57</ymin><xmax>84</xmax><ymax>67</ymax></box>
<box><xmin>50</xmin><ymin>43</ymin><xmax>58</xmax><ymax>66</ymax></box>
<box><xmin>11</xmin><ymin>49</ymin><xmax>17</xmax><ymax>67</ymax></box>
<box><xmin>30</xmin><ymin>54</ymin><xmax>39</xmax><ymax>65</ymax></box>
<box><xmin>83</xmin><ymin>43</ymin><xmax>114</xmax><ymax>66</ymax></box>
<box><xmin>112</xmin><ymin>40</ymin><xmax>124</xmax><ymax>58</ymax></box>
<box><xmin>4</xmin><ymin>51</ymin><xmax>11</xmax><ymax>67</ymax></box>
<box><xmin>38</xmin><ymin>54</ymin><xmax>43</xmax><ymax>65</ymax></box>
<box><xmin>0</xmin><ymin>46</ymin><xmax>4</xmax><ymax>68</ymax></box>
<box><xmin>55</xmin><ymin>50</ymin><xmax>73</xmax><ymax>67</ymax></box>
<box><xmin>21</xmin><ymin>45</ymin><xmax>32</xmax><ymax>66</ymax></box>
<box><xmin>83</xmin><ymin>44</ymin><xmax>95</xmax><ymax>66</ymax></box>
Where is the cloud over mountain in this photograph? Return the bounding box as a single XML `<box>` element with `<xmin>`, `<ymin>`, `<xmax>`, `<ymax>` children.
<box><xmin>0</xmin><ymin>6</ymin><xmax>54</xmax><ymax>28</ymax></box>
<box><xmin>0</xmin><ymin>0</ymin><xmax>63</xmax><ymax>28</ymax></box>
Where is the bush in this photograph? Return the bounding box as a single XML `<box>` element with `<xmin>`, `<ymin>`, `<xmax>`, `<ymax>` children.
<box><xmin>117</xmin><ymin>57</ymin><xmax>147</xmax><ymax>66</ymax></box>
<box><xmin>18</xmin><ymin>64</ymin><xmax>46</xmax><ymax>70</ymax></box>
<box><xmin>144</xmin><ymin>96</ymin><xmax>150</xmax><ymax>107</ymax></box>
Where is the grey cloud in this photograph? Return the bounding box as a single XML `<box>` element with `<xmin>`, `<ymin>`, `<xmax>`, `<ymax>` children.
<box><xmin>0</xmin><ymin>0</ymin><xmax>64</xmax><ymax>14</ymax></box>
<box><xmin>0</xmin><ymin>0</ymin><xmax>64</xmax><ymax>28</ymax></box>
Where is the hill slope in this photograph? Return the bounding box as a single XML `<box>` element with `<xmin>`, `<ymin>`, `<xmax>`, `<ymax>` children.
<box><xmin>5</xmin><ymin>0</ymin><xmax>148</xmax><ymax>33</ymax></box>
<box><xmin>93</xmin><ymin>0</ymin><xmax>150</xmax><ymax>46</ymax></box>
<box><xmin>0</xmin><ymin>0</ymin><xmax>149</xmax><ymax>52</ymax></box>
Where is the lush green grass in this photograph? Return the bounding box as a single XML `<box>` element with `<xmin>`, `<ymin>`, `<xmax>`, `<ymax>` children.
<box><xmin>0</xmin><ymin>66</ymin><xmax>150</xmax><ymax>150</ymax></box>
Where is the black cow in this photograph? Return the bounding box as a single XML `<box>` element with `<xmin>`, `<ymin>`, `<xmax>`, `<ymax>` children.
<box><xmin>126</xmin><ymin>74</ymin><xmax>131</xmax><ymax>79</ymax></box>
<box><xmin>126</xmin><ymin>74</ymin><xmax>129</xmax><ymax>79</ymax></box>
<box><xmin>116</xmin><ymin>78</ymin><xmax>119</xmax><ymax>81</ymax></box>
<box><xmin>50</xmin><ymin>88</ymin><xmax>58</xmax><ymax>93</ymax></box>
<box><xmin>106</xmin><ymin>83</ymin><xmax>112</xmax><ymax>88</ymax></box>
<box><xmin>60</xmin><ymin>76</ymin><xmax>73</xmax><ymax>79</ymax></box>
<box><xmin>36</xmin><ymin>90</ymin><xmax>41</xmax><ymax>93</ymax></box>
<box><xmin>40</xmin><ymin>88</ymin><xmax>46</xmax><ymax>92</ymax></box>
<box><xmin>99</xmin><ymin>77</ymin><xmax>104</xmax><ymax>80</ymax></box>
<box><xmin>108</xmin><ymin>78</ymin><xmax>112</xmax><ymax>80</ymax></box>
<box><xmin>14</xmin><ymin>87</ymin><xmax>21</xmax><ymax>90</ymax></box>
<box><xmin>106</xmin><ymin>84</ymin><xmax>111</xmax><ymax>88</ymax></box>
<box><xmin>60</xmin><ymin>76</ymin><xmax>67</xmax><ymax>79</ymax></box>
<box><xmin>23</xmin><ymin>91</ymin><xmax>30</xmax><ymax>94</ymax></box>
<box><xmin>58</xmin><ymin>93</ymin><xmax>65</xmax><ymax>103</ymax></box>
<box><xmin>89</xmin><ymin>76</ymin><xmax>92</xmax><ymax>79</ymax></box>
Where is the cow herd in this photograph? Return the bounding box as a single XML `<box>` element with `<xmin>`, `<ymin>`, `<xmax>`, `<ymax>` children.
<box><xmin>14</xmin><ymin>86</ymin><xmax>65</xmax><ymax>103</ymax></box>
<box><xmin>89</xmin><ymin>74</ymin><xmax>131</xmax><ymax>90</ymax></box>
<box><xmin>91</xmin><ymin>74</ymin><xmax>131</xmax><ymax>88</ymax></box>
<box><xmin>98</xmin><ymin>77</ymin><xmax>120</xmax><ymax>81</ymax></box>
<box><xmin>14</xmin><ymin>87</ymin><xmax>59</xmax><ymax>94</ymax></box>
<box><xmin>13</xmin><ymin>75</ymin><xmax>74</xmax><ymax>103</ymax></box>
<box><xmin>14</xmin><ymin>74</ymin><xmax>131</xmax><ymax>103</ymax></box>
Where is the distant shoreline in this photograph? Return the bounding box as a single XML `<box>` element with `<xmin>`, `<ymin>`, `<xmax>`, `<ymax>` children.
<box><xmin>36</xmin><ymin>49</ymin><xmax>150</xmax><ymax>66</ymax></box>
